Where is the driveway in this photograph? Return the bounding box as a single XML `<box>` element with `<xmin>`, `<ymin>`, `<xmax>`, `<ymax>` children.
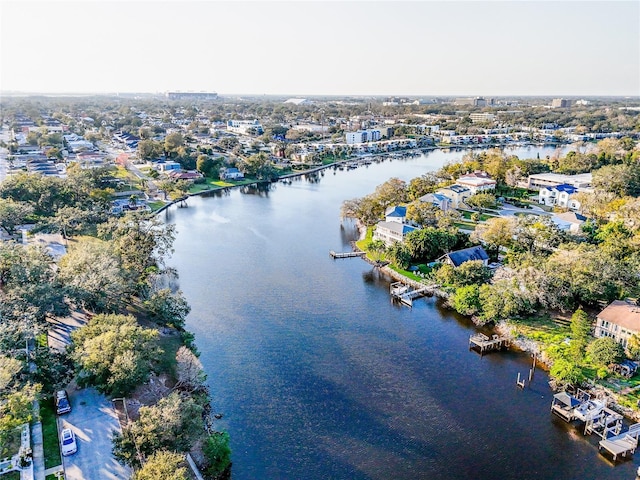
<box><xmin>498</xmin><ymin>202</ymin><xmax>551</xmax><ymax>217</ymax></box>
<box><xmin>58</xmin><ymin>387</ymin><xmax>130</xmax><ymax>480</ymax></box>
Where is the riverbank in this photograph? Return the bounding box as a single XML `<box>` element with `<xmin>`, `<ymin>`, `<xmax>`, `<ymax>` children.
<box><xmin>349</xmin><ymin>218</ymin><xmax>640</xmax><ymax>424</ymax></box>
<box><xmin>152</xmin><ymin>140</ymin><xmax>572</xmax><ymax>216</ymax></box>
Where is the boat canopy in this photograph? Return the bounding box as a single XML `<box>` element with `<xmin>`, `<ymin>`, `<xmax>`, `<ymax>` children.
<box><xmin>553</xmin><ymin>392</ymin><xmax>581</xmax><ymax>408</ymax></box>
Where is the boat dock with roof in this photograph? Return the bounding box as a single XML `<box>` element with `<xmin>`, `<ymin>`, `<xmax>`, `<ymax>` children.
<box><xmin>468</xmin><ymin>333</ymin><xmax>509</xmax><ymax>354</ymax></box>
<box><xmin>551</xmin><ymin>388</ymin><xmax>640</xmax><ymax>461</ymax></box>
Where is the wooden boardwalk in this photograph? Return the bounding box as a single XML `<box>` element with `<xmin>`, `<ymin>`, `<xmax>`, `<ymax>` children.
<box><xmin>329</xmin><ymin>250</ymin><xmax>365</xmax><ymax>259</ymax></box>
<box><xmin>469</xmin><ymin>333</ymin><xmax>509</xmax><ymax>354</ymax></box>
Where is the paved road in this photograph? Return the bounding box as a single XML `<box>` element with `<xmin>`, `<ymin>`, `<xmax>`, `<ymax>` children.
<box><xmin>58</xmin><ymin>387</ymin><xmax>130</xmax><ymax>480</ymax></box>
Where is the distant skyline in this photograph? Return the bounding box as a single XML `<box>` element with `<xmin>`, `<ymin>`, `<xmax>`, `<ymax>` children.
<box><xmin>1</xmin><ymin>0</ymin><xmax>639</xmax><ymax>97</ymax></box>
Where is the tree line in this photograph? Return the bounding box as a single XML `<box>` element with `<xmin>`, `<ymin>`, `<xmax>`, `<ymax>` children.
<box><xmin>0</xmin><ymin>167</ymin><xmax>230</xmax><ymax>478</ymax></box>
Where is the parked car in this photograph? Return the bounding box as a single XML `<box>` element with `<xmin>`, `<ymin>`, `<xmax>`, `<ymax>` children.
<box><xmin>55</xmin><ymin>390</ymin><xmax>71</xmax><ymax>415</ymax></box>
<box><xmin>60</xmin><ymin>428</ymin><xmax>77</xmax><ymax>456</ymax></box>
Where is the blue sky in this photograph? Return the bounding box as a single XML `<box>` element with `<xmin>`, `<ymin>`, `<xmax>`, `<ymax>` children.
<box><xmin>1</xmin><ymin>0</ymin><xmax>638</xmax><ymax>96</ymax></box>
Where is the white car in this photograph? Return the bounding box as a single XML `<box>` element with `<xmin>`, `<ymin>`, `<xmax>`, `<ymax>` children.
<box><xmin>60</xmin><ymin>428</ymin><xmax>77</xmax><ymax>456</ymax></box>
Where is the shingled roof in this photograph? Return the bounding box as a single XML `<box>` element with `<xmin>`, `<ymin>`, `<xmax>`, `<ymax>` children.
<box><xmin>442</xmin><ymin>245</ymin><xmax>489</xmax><ymax>267</ymax></box>
<box><xmin>597</xmin><ymin>300</ymin><xmax>640</xmax><ymax>332</ymax></box>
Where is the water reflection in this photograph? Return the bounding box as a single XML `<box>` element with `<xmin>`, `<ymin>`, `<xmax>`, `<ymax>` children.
<box><xmin>168</xmin><ymin>145</ymin><xmax>635</xmax><ymax>480</ymax></box>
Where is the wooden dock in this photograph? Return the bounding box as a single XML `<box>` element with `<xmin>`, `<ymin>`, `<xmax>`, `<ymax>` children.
<box><xmin>329</xmin><ymin>250</ymin><xmax>365</xmax><ymax>259</ymax></box>
<box><xmin>469</xmin><ymin>333</ymin><xmax>509</xmax><ymax>354</ymax></box>
<box><xmin>599</xmin><ymin>423</ymin><xmax>640</xmax><ymax>461</ymax></box>
<box><xmin>390</xmin><ymin>282</ymin><xmax>438</xmax><ymax>307</ymax></box>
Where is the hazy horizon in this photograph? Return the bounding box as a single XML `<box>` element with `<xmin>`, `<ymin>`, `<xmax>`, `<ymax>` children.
<box><xmin>1</xmin><ymin>1</ymin><xmax>638</xmax><ymax>97</ymax></box>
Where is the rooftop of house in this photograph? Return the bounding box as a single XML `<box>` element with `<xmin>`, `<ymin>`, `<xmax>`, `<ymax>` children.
<box><xmin>554</xmin><ymin>211</ymin><xmax>587</xmax><ymax>224</ymax></box>
<box><xmin>598</xmin><ymin>300</ymin><xmax>640</xmax><ymax>332</ymax></box>
<box><xmin>443</xmin><ymin>245</ymin><xmax>489</xmax><ymax>267</ymax></box>
<box><xmin>440</xmin><ymin>184</ymin><xmax>471</xmax><ymax>194</ymax></box>
<box><xmin>376</xmin><ymin>221</ymin><xmax>417</xmax><ymax>235</ymax></box>
<box><xmin>385</xmin><ymin>206</ymin><xmax>407</xmax><ymax>218</ymax></box>
<box><xmin>456</xmin><ymin>176</ymin><xmax>497</xmax><ymax>187</ymax></box>
<box><xmin>419</xmin><ymin>193</ymin><xmax>449</xmax><ymax>203</ymax></box>
<box><xmin>547</xmin><ymin>183</ymin><xmax>578</xmax><ymax>194</ymax></box>
<box><xmin>529</xmin><ymin>172</ymin><xmax>593</xmax><ymax>183</ymax></box>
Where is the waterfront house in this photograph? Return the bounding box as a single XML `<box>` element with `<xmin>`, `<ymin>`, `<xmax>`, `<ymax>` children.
<box><xmin>594</xmin><ymin>300</ymin><xmax>640</xmax><ymax>349</ymax></box>
<box><xmin>538</xmin><ymin>184</ymin><xmax>582</xmax><ymax>211</ymax></box>
<box><xmin>384</xmin><ymin>205</ymin><xmax>407</xmax><ymax>223</ymax></box>
<box><xmin>418</xmin><ymin>193</ymin><xmax>450</xmax><ymax>212</ymax></box>
<box><xmin>439</xmin><ymin>245</ymin><xmax>489</xmax><ymax>268</ymax></box>
<box><xmin>455</xmin><ymin>171</ymin><xmax>496</xmax><ymax>194</ymax></box>
<box><xmin>527</xmin><ymin>172</ymin><xmax>592</xmax><ymax>190</ymax></box>
<box><xmin>220</xmin><ymin>167</ymin><xmax>244</xmax><ymax>180</ymax></box>
<box><xmin>435</xmin><ymin>185</ymin><xmax>471</xmax><ymax>209</ymax></box>
<box><xmin>373</xmin><ymin>221</ymin><xmax>418</xmax><ymax>247</ymax></box>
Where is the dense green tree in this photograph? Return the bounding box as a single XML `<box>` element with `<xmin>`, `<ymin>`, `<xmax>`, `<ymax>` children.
<box><xmin>373</xmin><ymin>178</ymin><xmax>408</xmax><ymax>208</ymax></box>
<box><xmin>144</xmin><ymin>288</ymin><xmax>190</xmax><ymax>329</ymax></box>
<box><xmin>196</xmin><ymin>154</ymin><xmax>215</xmax><ymax>177</ymax></box>
<box><xmin>471</xmin><ymin>217</ymin><xmax>514</xmax><ymax>257</ymax></box>
<box><xmin>58</xmin><ymin>240</ymin><xmax>129</xmax><ymax>311</ymax></box>
<box><xmin>137</xmin><ymin>140</ymin><xmax>164</xmax><ymax>160</ymax></box>
<box><xmin>451</xmin><ymin>284</ymin><xmax>481</xmax><ymax>316</ymax></box>
<box><xmin>454</xmin><ymin>260</ymin><xmax>491</xmax><ymax>287</ymax></box>
<box><xmin>32</xmin><ymin>348</ymin><xmax>75</xmax><ymax>394</ymax></box>
<box><xmin>203</xmin><ymin>431</ymin><xmax>232</xmax><ymax>477</ymax></box>
<box><xmin>164</xmin><ymin>132</ymin><xmax>185</xmax><ymax>156</ymax></box>
<box><xmin>238</xmin><ymin>152</ymin><xmax>276</xmax><ymax>181</ymax></box>
<box><xmin>71</xmin><ymin>314</ymin><xmax>161</xmax><ymax>396</ymax></box>
<box><xmin>592</xmin><ymin>164</ymin><xmax>640</xmax><ymax>197</ymax></box>
<box><xmin>407</xmin><ymin>173</ymin><xmax>445</xmax><ymax>200</ymax></box>
<box><xmin>98</xmin><ymin>213</ymin><xmax>176</xmax><ymax>286</ymax></box>
<box><xmin>568</xmin><ymin>309</ymin><xmax>591</xmax><ymax>362</ymax></box>
<box><xmin>134</xmin><ymin>451</ymin><xmax>189</xmax><ymax>480</ymax></box>
<box><xmin>112</xmin><ymin>392</ymin><xmax>204</xmax><ymax>468</ymax></box>
<box><xmin>0</xmin><ymin>198</ymin><xmax>34</xmax><ymax>235</ymax></box>
<box><xmin>587</xmin><ymin>337</ymin><xmax>624</xmax><ymax>367</ymax></box>
<box><xmin>385</xmin><ymin>242</ymin><xmax>411</xmax><ymax>269</ymax></box>
<box><xmin>549</xmin><ymin>357</ymin><xmax>585</xmax><ymax>387</ymax></box>
<box><xmin>403</xmin><ymin>227</ymin><xmax>458</xmax><ymax>263</ymax></box>
<box><xmin>405</xmin><ymin>202</ymin><xmax>439</xmax><ymax>227</ymax></box>
<box><xmin>627</xmin><ymin>334</ymin><xmax>640</xmax><ymax>360</ymax></box>
<box><xmin>465</xmin><ymin>193</ymin><xmax>496</xmax><ymax>213</ymax></box>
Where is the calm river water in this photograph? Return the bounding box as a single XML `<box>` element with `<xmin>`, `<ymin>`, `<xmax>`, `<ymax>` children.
<box><xmin>165</xmin><ymin>145</ymin><xmax>636</xmax><ymax>480</ymax></box>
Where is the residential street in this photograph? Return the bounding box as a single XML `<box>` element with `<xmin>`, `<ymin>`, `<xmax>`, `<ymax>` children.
<box><xmin>57</xmin><ymin>387</ymin><xmax>130</xmax><ymax>480</ymax></box>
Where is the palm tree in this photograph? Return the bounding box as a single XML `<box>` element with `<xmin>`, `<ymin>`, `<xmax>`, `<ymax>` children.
<box><xmin>128</xmin><ymin>194</ymin><xmax>139</xmax><ymax>209</ymax></box>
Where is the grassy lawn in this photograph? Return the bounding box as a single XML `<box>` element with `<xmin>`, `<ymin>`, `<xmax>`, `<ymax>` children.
<box><xmin>0</xmin><ymin>427</ymin><xmax>21</xmax><ymax>458</ymax></box>
<box><xmin>454</xmin><ymin>221</ymin><xmax>477</xmax><ymax>230</ymax></box>
<box><xmin>1</xmin><ymin>472</ymin><xmax>20</xmax><ymax>480</ymax></box>
<box><xmin>187</xmin><ymin>177</ymin><xmax>260</xmax><ymax>194</ymax></box>
<box><xmin>460</xmin><ymin>211</ymin><xmax>496</xmax><ymax>221</ymax></box>
<box><xmin>355</xmin><ymin>226</ymin><xmax>374</xmax><ymax>253</ymax></box>
<box><xmin>507</xmin><ymin>315</ymin><xmax>571</xmax><ymax>347</ymax></box>
<box><xmin>148</xmin><ymin>201</ymin><xmax>167</xmax><ymax>212</ymax></box>
<box><xmin>40</xmin><ymin>401</ymin><xmax>62</xmax><ymax>470</ymax></box>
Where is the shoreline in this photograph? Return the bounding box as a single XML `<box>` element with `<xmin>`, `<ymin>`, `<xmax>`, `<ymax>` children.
<box><xmin>349</xmin><ymin>222</ymin><xmax>640</xmax><ymax>423</ymax></box>
<box><xmin>153</xmin><ymin>140</ymin><xmax>570</xmax><ymax>216</ymax></box>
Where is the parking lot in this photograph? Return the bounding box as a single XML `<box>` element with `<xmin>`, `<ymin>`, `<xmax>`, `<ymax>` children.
<box><xmin>57</xmin><ymin>387</ymin><xmax>130</xmax><ymax>480</ymax></box>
